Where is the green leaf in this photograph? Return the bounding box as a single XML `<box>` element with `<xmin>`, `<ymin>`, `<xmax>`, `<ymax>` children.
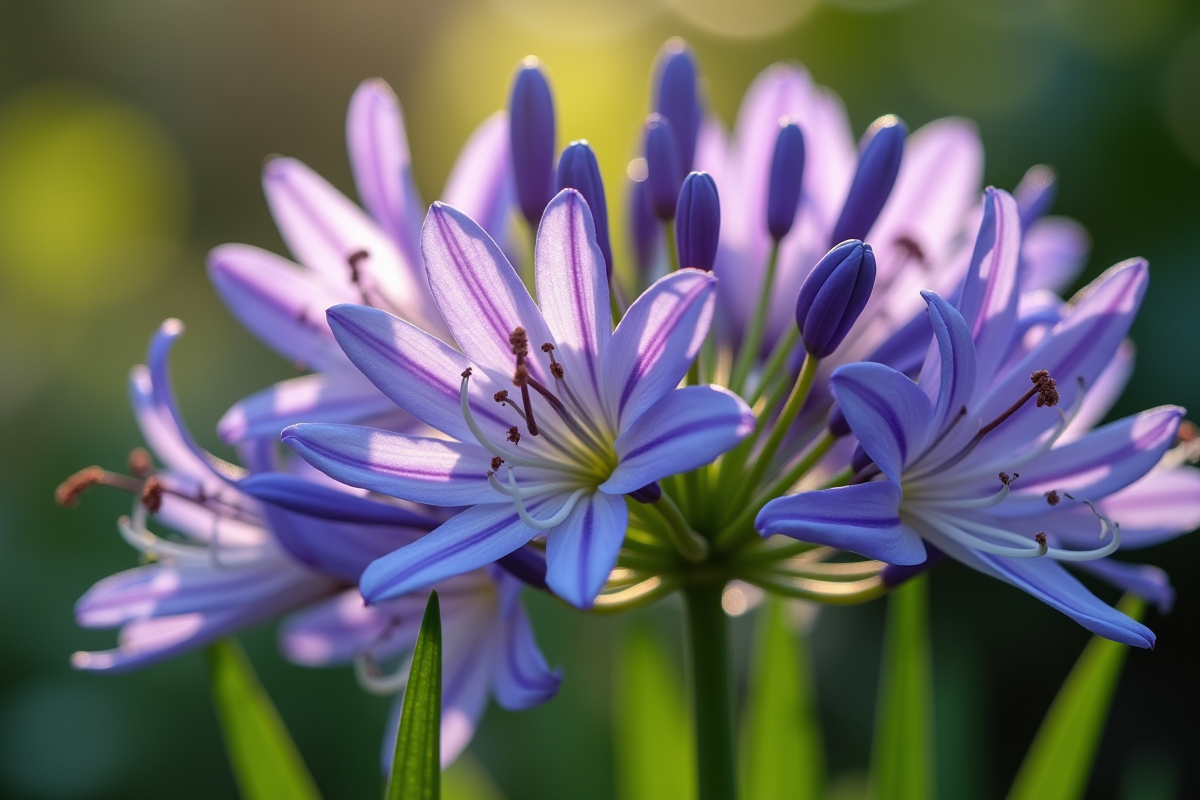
<box><xmin>740</xmin><ymin>597</ymin><xmax>824</xmax><ymax>800</ymax></box>
<box><xmin>1007</xmin><ymin>594</ymin><xmax>1146</xmax><ymax>800</ymax></box>
<box><xmin>614</xmin><ymin>625</ymin><xmax>695</xmax><ymax>800</ymax></box>
<box><xmin>870</xmin><ymin>575</ymin><xmax>934</xmax><ymax>800</ymax></box>
<box><xmin>206</xmin><ymin>638</ymin><xmax>323</xmax><ymax>800</ymax></box>
<box><xmin>387</xmin><ymin>590</ymin><xmax>443</xmax><ymax>800</ymax></box>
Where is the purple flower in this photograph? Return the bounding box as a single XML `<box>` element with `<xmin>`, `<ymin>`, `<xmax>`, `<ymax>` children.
<box><xmin>757</xmin><ymin>219</ymin><xmax>1196</xmax><ymax>645</ymax></box>
<box><xmin>283</xmin><ymin>189</ymin><xmax>755</xmax><ymax>609</ymax></box>
<box><xmin>209</xmin><ymin>78</ymin><xmax>515</xmax><ymax>444</ymax></box>
<box><xmin>70</xmin><ymin>321</ymin><xmax>558</xmax><ymax>766</ymax></box>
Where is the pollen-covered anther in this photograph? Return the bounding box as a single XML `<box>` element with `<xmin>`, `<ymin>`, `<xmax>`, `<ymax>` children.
<box><xmin>127</xmin><ymin>447</ymin><xmax>154</xmax><ymax>478</ymax></box>
<box><xmin>491</xmin><ymin>456</ymin><xmax>504</xmax><ymax>471</ymax></box>
<box><xmin>347</xmin><ymin>249</ymin><xmax>369</xmax><ymax>283</ymax></box>
<box><xmin>140</xmin><ymin>476</ymin><xmax>165</xmax><ymax>513</ymax></box>
<box><xmin>541</xmin><ymin>342</ymin><xmax>554</xmax><ymax>353</ymax></box>
<box><xmin>507</xmin><ymin>426</ymin><xmax>522</xmax><ymax>445</ymax></box>
<box><xmin>461</xmin><ymin>367</ymin><xmax>473</xmax><ymax>379</ymax></box>
<box><xmin>55</xmin><ymin>466</ymin><xmax>105</xmax><ymax>508</ymax></box>
<box><xmin>1034</xmin><ymin>532</ymin><xmax>1048</xmax><ymax>554</ymax></box>
<box><xmin>999</xmin><ymin>472</ymin><xmax>1011</xmax><ymax>486</ymax></box>
<box><xmin>1031</xmin><ymin>369</ymin><xmax>1059</xmax><ymax>408</ymax></box>
<box><xmin>494</xmin><ymin>390</ymin><xmax>510</xmax><ymax>403</ymax></box>
<box><xmin>550</xmin><ymin>362</ymin><xmax>565</xmax><ymax>380</ymax></box>
<box><xmin>1046</xmin><ymin>490</ymin><xmax>1061</xmax><ymax>506</ymax></box>
<box><xmin>513</xmin><ymin>364</ymin><xmax>530</xmax><ymax>386</ymax></box>
<box><xmin>509</xmin><ymin>326</ymin><xmax>530</xmax><ymax>359</ymax></box>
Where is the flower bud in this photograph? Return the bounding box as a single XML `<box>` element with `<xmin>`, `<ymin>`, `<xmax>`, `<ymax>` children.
<box><xmin>795</xmin><ymin>240</ymin><xmax>876</xmax><ymax>359</ymax></box>
<box><xmin>766</xmin><ymin>121</ymin><xmax>806</xmax><ymax>241</ymax></box>
<box><xmin>557</xmin><ymin>141</ymin><xmax>613</xmax><ymax>279</ymax></box>
<box><xmin>628</xmin><ymin>174</ymin><xmax>660</xmax><ymax>277</ymax></box>
<box><xmin>675</xmin><ymin>172</ymin><xmax>720</xmax><ymax>271</ymax></box>
<box><xmin>652</xmin><ymin>38</ymin><xmax>701</xmax><ymax>172</ymax></box>
<box><xmin>830</xmin><ymin>116</ymin><xmax>906</xmax><ymax>245</ymax></box>
<box><xmin>509</xmin><ymin>57</ymin><xmax>556</xmax><ymax>227</ymax></box>
<box><xmin>643</xmin><ymin>114</ymin><xmax>684</xmax><ymax>221</ymax></box>
<box><xmin>1014</xmin><ymin>164</ymin><xmax>1057</xmax><ymax>229</ymax></box>
<box><xmin>827</xmin><ymin>403</ymin><xmax>852</xmax><ymax>438</ymax></box>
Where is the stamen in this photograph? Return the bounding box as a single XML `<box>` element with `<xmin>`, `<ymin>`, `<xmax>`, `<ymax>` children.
<box><xmin>353</xmin><ymin>652</ymin><xmax>411</xmax><ymax>695</ymax></box>
<box><xmin>457</xmin><ymin>372</ymin><xmax>559</xmax><ymax>470</ymax></box>
<box><xmin>1046</xmin><ymin>490</ymin><xmax>1060</xmax><ymax>506</ymax></box>
<box><xmin>347</xmin><ymin>250</ymin><xmax>369</xmax><ymax>284</ymax></box>
<box><xmin>909</xmin><ymin>477</ymin><xmax>1010</xmax><ymax>510</ymax></box>
<box><xmin>510</xmin><ymin>328</ymin><xmax>540</xmax><ymax>436</ymax></box>
<box><xmin>507</xmin><ymin>426</ymin><xmax>522</xmax><ymax>445</ymax></box>
<box><xmin>488</xmin><ymin>471</ymin><xmax>577</xmax><ymax>500</ymax></box>
<box><xmin>55</xmin><ymin>467</ymin><xmax>105</xmax><ymax>508</ymax></box>
<box><xmin>140</xmin><ymin>476</ymin><xmax>164</xmax><ymax>513</ymax></box>
<box><xmin>922</xmin><ymin>512</ymin><xmax>1048</xmax><ymax>559</ymax></box>
<box><xmin>505</xmin><ymin>470</ymin><xmax>587</xmax><ymax>530</ymax></box>
<box><xmin>494</xmin><ymin>390</ymin><xmax>509</xmax><ymax>403</ymax></box>
<box><xmin>491</xmin><ymin>456</ymin><xmax>504</xmax><ymax>471</ymax></box>
<box><xmin>1031</xmin><ymin>369</ymin><xmax>1059</xmax><ymax>408</ymax></box>
<box><xmin>128</xmin><ymin>448</ymin><xmax>154</xmax><ymax>478</ymax></box>
<box><xmin>543</xmin><ymin>342</ymin><xmax>566</xmax><ymax>379</ymax></box>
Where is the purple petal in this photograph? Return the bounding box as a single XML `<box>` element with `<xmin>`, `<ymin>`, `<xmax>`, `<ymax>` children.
<box><xmin>756</xmin><ymin>481</ymin><xmax>927</xmax><ymax>565</ymax></box>
<box><xmin>283</xmin><ymin>424</ymin><xmax>497</xmax><ymax>507</ymax></box>
<box><xmin>261</xmin><ymin>157</ymin><xmax>444</xmax><ymax>335</ymax></box>
<box><xmin>930</xmin><ymin>532</ymin><xmax>1154</xmax><ymax>647</ymax></box>
<box><xmin>281</xmin><ymin>588</ymin><xmax>423</xmax><ymax>666</ymax></box>
<box><xmin>207</xmin><ymin>244</ymin><xmax>353</xmax><ymax>371</ymax></box>
<box><xmin>545</xmin><ymin>491</ymin><xmax>629</xmax><ymax>609</ymax></box>
<box><xmin>1061</xmin><ymin>340</ymin><xmax>1133</xmax><ymax>443</ymax></box>
<box><xmin>602</xmin><ymin>385</ymin><xmax>754</xmax><ymax>494</ymax></box>
<box><xmin>1021</xmin><ymin>217</ymin><xmax>1090</xmax><ymax>294</ymax></box>
<box><xmin>324</xmin><ymin>303</ymin><xmax>515</xmax><ymax>444</ymax></box>
<box><xmin>603</xmin><ymin>269</ymin><xmax>716</xmax><ymax>429</ymax></box>
<box><xmin>491</xmin><ymin>583</ymin><xmax>561</xmax><ymax>709</ymax></box>
<box><xmin>240</xmin><ymin>472</ymin><xmax>438</xmax><ymax>528</ymax></box>
<box><xmin>1071</xmin><ymin>559</ymin><xmax>1174</xmax><ymax>613</ymax></box>
<box><xmin>361</xmin><ymin>502</ymin><xmax>541</xmax><ymax>602</ymax></box>
<box><xmin>422</xmin><ymin>202</ymin><xmax>555</xmax><ymax>384</ymax></box>
<box><xmin>218</xmin><ymin>371</ymin><xmax>396</xmax><ymax>445</ymax></box>
<box><xmin>534</xmin><ymin>189</ymin><xmax>611</xmax><ymax>411</ymax></box>
<box><xmin>441</xmin><ymin>111</ymin><xmax>513</xmax><ymax>246</ymax></box>
<box><xmin>829</xmin><ymin>362</ymin><xmax>934</xmax><ymax>483</ymax></box>
<box><xmin>346</xmin><ymin>79</ymin><xmax>424</xmax><ymax>264</ymax></box>
<box><xmin>129</xmin><ymin>364</ymin><xmax>212</xmax><ymax>484</ymax></box>
<box><xmin>263</xmin><ymin>503</ymin><xmax>422</xmax><ymax>584</ymax></box>
<box><xmin>921</xmin><ymin>291</ymin><xmax>980</xmax><ymax>447</ymax></box>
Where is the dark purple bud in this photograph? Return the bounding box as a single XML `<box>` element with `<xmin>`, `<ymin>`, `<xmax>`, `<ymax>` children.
<box><xmin>675</xmin><ymin>172</ymin><xmax>720</xmax><ymax>271</ymax></box>
<box><xmin>882</xmin><ymin>546</ymin><xmax>945</xmax><ymax>588</ymax></box>
<box><xmin>830</xmin><ymin>115</ymin><xmax>906</xmax><ymax>245</ymax></box>
<box><xmin>652</xmin><ymin>38</ymin><xmax>701</xmax><ymax>172</ymax></box>
<box><xmin>557</xmin><ymin>141</ymin><xmax>613</xmax><ymax>279</ymax></box>
<box><xmin>628</xmin><ymin>481</ymin><xmax>662</xmax><ymax>504</ymax></box>
<box><xmin>795</xmin><ymin>240</ymin><xmax>876</xmax><ymax>359</ymax></box>
<box><xmin>509</xmin><ymin>57</ymin><xmax>556</xmax><ymax>227</ymax></box>
<box><xmin>628</xmin><ymin>172</ymin><xmax>660</xmax><ymax>276</ymax></box>
<box><xmin>827</xmin><ymin>403</ymin><xmax>852</xmax><ymax>438</ymax></box>
<box><xmin>766</xmin><ymin>121</ymin><xmax>806</xmax><ymax>241</ymax></box>
<box><xmin>1014</xmin><ymin>164</ymin><xmax>1057</xmax><ymax>229</ymax></box>
<box><xmin>643</xmin><ymin>114</ymin><xmax>684</xmax><ymax>221</ymax></box>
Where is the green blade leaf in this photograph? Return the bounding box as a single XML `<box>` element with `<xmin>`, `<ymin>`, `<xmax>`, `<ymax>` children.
<box><xmin>614</xmin><ymin>625</ymin><xmax>695</xmax><ymax>800</ymax></box>
<box><xmin>1007</xmin><ymin>593</ymin><xmax>1146</xmax><ymax>800</ymax></box>
<box><xmin>206</xmin><ymin>638</ymin><xmax>323</xmax><ymax>800</ymax></box>
<box><xmin>387</xmin><ymin>590</ymin><xmax>443</xmax><ymax>800</ymax></box>
<box><xmin>870</xmin><ymin>575</ymin><xmax>934</xmax><ymax>800</ymax></box>
<box><xmin>740</xmin><ymin>597</ymin><xmax>824</xmax><ymax>800</ymax></box>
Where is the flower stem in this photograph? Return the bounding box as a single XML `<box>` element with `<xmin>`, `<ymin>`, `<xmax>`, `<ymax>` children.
<box><xmin>652</xmin><ymin>493</ymin><xmax>709</xmax><ymax>562</ymax></box>
<box><xmin>729</xmin><ymin>241</ymin><xmax>780</xmax><ymax>396</ymax></box>
<box><xmin>683</xmin><ymin>581</ymin><xmax>738</xmax><ymax>800</ymax></box>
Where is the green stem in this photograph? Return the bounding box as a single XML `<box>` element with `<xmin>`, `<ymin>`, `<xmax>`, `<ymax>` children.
<box><xmin>729</xmin><ymin>242</ymin><xmax>780</xmax><ymax>396</ymax></box>
<box><xmin>683</xmin><ymin>582</ymin><xmax>738</xmax><ymax>800</ymax></box>
<box><xmin>749</xmin><ymin>327</ymin><xmax>799</xmax><ymax>406</ymax></box>
<box><xmin>652</xmin><ymin>493</ymin><xmax>709</xmax><ymax>562</ymax></box>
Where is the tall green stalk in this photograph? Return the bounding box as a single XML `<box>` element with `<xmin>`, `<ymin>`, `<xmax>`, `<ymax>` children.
<box><xmin>684</xmin><ymin>581</ymin><xmax>737</xmax><ymax>800</ymax></box>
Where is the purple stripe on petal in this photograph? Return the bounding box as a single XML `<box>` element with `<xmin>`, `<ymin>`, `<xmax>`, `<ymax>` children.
<box><xmin>544</xmin><ymin>492</ymin><xmax>628</xmax><ymax>609</ymax></box>
<box><xmin>830</xmin><ymin>361</ymin><xmax>934</xmax><ymax>484</ymax></box>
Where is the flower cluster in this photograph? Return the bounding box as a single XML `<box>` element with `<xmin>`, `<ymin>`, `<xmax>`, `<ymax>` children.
<box><xmin>62</xmin><ymin>37</ymin><xmax>1199</xmax><ymax>765</ymax></box>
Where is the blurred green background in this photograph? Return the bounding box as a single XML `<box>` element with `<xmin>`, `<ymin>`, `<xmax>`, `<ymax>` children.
<box><xmin>1</xmin><ymin>0</ymin><xmax>1198</xmax><ymax>797</ymax></box>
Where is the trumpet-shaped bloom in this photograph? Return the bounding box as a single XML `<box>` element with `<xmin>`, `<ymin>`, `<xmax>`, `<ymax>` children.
<box><xmin>759</xmin><ymin>243</ymin><xmax>1194</xmax><ymax>647</ymax></box>
<box><xmin>209</xmin><ymin>78</ymin><xmax>515</xmax><ymax>444</ymax></box>
<box><xmin>72</xmin><ymin>321</ymin><xmax>558</xmax><ymax>766</ymax></box>
<box><xmin>284</xmin><ymin>189</ymin><xmax>754</xmax><ymax>608</ymax></box>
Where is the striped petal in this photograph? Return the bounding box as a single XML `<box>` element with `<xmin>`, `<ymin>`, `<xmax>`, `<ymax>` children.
<box><xmin>545</xmin><ymin>491</ymin><xmax>629</xmax><ymax>609</ymax></box>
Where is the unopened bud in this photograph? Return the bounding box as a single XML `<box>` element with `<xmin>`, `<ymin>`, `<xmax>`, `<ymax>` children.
<box><xmin>557</xmin><ymin>141</ymin><xmax>613</xmax><ymax>279</ymax></box>
<box><xmin>766</xmin><ymin>121</ymin><xmax>806</xmax><ymax>241</ymax></box>
<box><xmin>509</xmin><ymin>57</ymin><xmax>556</xmax><ymax>227</ymax></box>
<box><xmin>643</xmin><ymin>114</ymin><xmax>684</xmax><ymax>221</ymax></box>
<box><xmin>830</xmin><ymin>116</ymin><xmax>906</xmax><ymax>245</ymax></box>
<box><xmin>795</xmin><ymin>240</ymin><xmax>876</xmax><ymax>359</ymax></box>
<box><xmin>652</xmin><ymin>38</ymin><xmax>701</xmax><ymax>172</ymax></box>
<box><xmin>675</xmin><ymin>172</ymin><xmax>720</xmax><ymax>271</ymax></box>
<box><xmin>629</xmin><ymin>176</ymin><xmax>660</xmax><ymax>276</ymax></box>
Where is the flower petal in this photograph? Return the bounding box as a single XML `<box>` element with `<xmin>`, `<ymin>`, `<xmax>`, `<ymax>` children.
<box><xmin>240</xmin><ymin>472</ymin><xmax>438</xmax><ymax>528</ymax></box>
<box><xmin>217</xmin><ymin>371</ymin><xmax>396</xmax><ymax>445</ymax></box>
<box><xmin>281</xmin><ymin>588</ymin><xmax>425</xmax><ymax>667</ymax></box>
<box><xmin>422</xmin><ymin>202</ymin><xmax>555</xmax><ymax>384</ymax></box>
<box><xmin>603</xmin><ymin>269</ymin><xmax>716</xmax><ymax>429</ymax></box>
<box><xmin>1071</xmin><ymin>559</ymin><xmax>1174</xmax><ymax>613</ymax></box>
<box><xmin>360</xmin><ymin>502</ymin><xmax>542</xmax><ymax>602</ymax></box>
<box><xmin>1021</xmin><ymin>216</ymin><xmax>1090</xmax><ymax>294</ymax></box>
<box><xmin>602</xmin><ymin>385</ymin><xmax>754</xmax><ymax>494</ymax></box>
<box><xmin>346</xmin><ymin>79</ymin><xmax>423</xmax><ymax>264</ymax></box>
<box><xmin>491</xmin><ymin>578</ymin><xmax>561</xmax><ymax>709</ymax></box>
<box><xmin>263</xmin><ymin>504</ymin><xmax>422</xmax><ymax>584</ymax></box>
<box><xmin>441</xmin><ymin>111</ymin><xmax>513</xmax><ymax>246</ymax></box>
<box><xmin>535</xmin><ymin>189</ymin><xmax>611</xmax><ymax>411</ymax></box>
<box><xmin>283</xmin><ymin>424</ymin><xmax>498</xmax><ymax>507</ymax></box>
<box><xmin>545</xmin><ymin>491</ymin><xmax>629</xmax><ymax>609</ymax></box>
<box><xmin>920</xmin><ymin>290</ymin><xmax>979</xmax><ymax>439</ymax></box>
<box><xmin>261</xmin><ymin>157</ymin><xmax>444</xmax><ymax>334</ymax></box>
<box><xmin>830</xmin><ymin>362</ymin><xmax>934</xmax><ymax>483</ymax></box>
<box><xmin>756</xmin><ymin>481</ymin><xmax>927</xmax><ymax>565</ymax></box>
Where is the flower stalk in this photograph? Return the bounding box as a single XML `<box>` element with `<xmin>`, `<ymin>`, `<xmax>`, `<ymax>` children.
<box><xmin>683</xmin><ymin>581</ymin><xmax>738</xmax><ymax>800</ymax></box>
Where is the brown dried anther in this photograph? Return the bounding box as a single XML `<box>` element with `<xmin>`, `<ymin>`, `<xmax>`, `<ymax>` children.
<box><xmin>506</xmin><ymin>426</ymin><xmax>522</xmax><ymax>445</ymax></box>
<box><xmin>128</xmin><ymin>448</ymin><xmax>154</xmax><ymax>478</ymax></box>
<box><xmin>1046</xmin><ymin>490</ymin><xmax>1061</xmax><ymax>506</ymax></box>
<box><xmin>1031</xmin><ymin>369</ymin><xmax>1059</xmax><ymax>408</ymax></box>
<box><xmin>55</xmin><ymin>467</ymin><xmax>105</xmax><ymax>508</ymax></box>
<box><xmin>140</xmin><ymin>476</ymin><xmax>165</xmax><ymax>513</ymax></box>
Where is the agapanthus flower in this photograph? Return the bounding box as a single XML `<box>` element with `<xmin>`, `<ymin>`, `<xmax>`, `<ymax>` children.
<box><xmin>209</xmin><ymin>78</ymin><xmax>514</xmax><ymax>444</ymax></box>
<box><xmin>65</xmin><ymin>320</ymin><xmax>558</xmax><ymax>765</ymax></box>
<box><xmin>282</xmin><ymin>189</ymin><xmax>754</xmax><ymax>608</ymax></box>
<box><xmin>758</xmin><ymin>192</ymin><xmax>1199</xmax><ymax>645</ymax></box>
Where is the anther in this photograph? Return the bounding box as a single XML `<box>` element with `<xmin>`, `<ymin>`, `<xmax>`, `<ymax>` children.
<box><xmin>507</xmin><ymin>426</ymin><xmax>522</xmax><ymax>445</ymax></box>
<box><xmin>542</xmin><ymin>342</ymin><xmax>566</xmax><ymax>380</ymax></box>
<box><xmin>1032</xmin><ymin>369</ymin><xmax>1059</xmax><ymax>408</ymax></box>
<box><xmin>494</xmin><ymin>390</ymin><xmax>510</xmax><ymax>403</ymax></box>
<box><xmin>347</xmin><ymin>250</ymin><xmax>369</xmax><ymax>283</ymax></box>
<box><xmin>461</xmin><ymin>367</ymin><xmax>473</xmax><ymax>378</ymax></box>
<box><xmin>140</xmin><ymin>476</ymin><xmax>164</xmax><ymax>513</ymax></box>
<box><xmin>510</xmin><ymin>327</ymin><xmax>530</xmax><ymax>359</ymax></box>
<box><xmin>491</xmin><ymin>456</ymin><xmax>505</xmax><ymax>471</ymax></box>
<box><xmin>1177</xmin><ymin>420</ymin><xmax>1197</xmax><ymax>444</ymax></box>
<box><xmin>509</xmin><ymin>327</ymin><xmax>539</xmax><ymax>436</ymax></box>
<box><xmin>1046</xmin><ymin>490</ymin><xmax>1061</xmax><ymax>506</ymax></box>
<box><xmin>541</xmin><ymin>342</ymin><xmax>554</xmax><ymax>353</ymax></box>
<box><xmin>128</xmin><ymin>448</ymin><xmax>154</xmax><ymax>478</ymax></box>
<box><xmin>999</xmin><ymin>472</ymin><xmax>1011</xmax><ymax>486</ymax></box>
<box><xmin>1034</xmin><ymin>532</ymin><xmax>1048</xmax><ymax>554</ymax></box>
<box><xmin>55</xmin><ymin>467</ymin><xmax>105</xmax><ymax>508</ymax></box>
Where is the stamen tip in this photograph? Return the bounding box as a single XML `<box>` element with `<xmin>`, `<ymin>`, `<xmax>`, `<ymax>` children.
<box><xmin>1046</xmin><ymin>490</ymin><xmax>1061</xmax><ymax>506</ymax></box>
<box><xmin>140</xmin><ymin>476</ymin><xmax>164</xmax><ymax>513</ymax></box>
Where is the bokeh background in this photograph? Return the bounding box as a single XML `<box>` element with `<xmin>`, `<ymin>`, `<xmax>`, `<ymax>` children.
<box><xmin>1</xmin><ymin>0</ymin><xmax>1199</xmax><ymax>797</ymax></box>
